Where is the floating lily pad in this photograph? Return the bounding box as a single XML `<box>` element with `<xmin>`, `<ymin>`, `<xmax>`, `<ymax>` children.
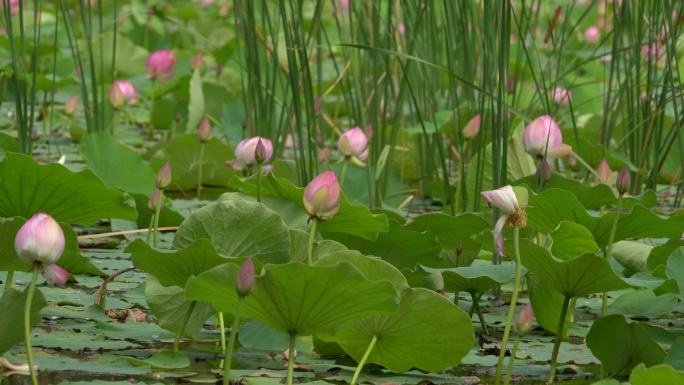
<box><xmin>121</xmin><ymin>350</ymin><xmax>191</xmax><ymax>369</ymax></box>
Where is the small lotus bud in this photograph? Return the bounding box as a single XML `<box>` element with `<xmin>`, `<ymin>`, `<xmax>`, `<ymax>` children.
<box><xmin>198</xmin><ymin>116</ymin><xmax>212</xmax><ymax>143</ymax></box>
<box><xmin>303</xmin><ymin>171</ymin><xmax>341</xmax><ymax>221</ymax></box>
<box><xmin>318</xmin><ymin>146</ymin><xmax>331</xmax><ymax>164</ymax></box>
<box><xmin>584</xmin><ymin>26</ymin><xmax>600</xmax><ymax>43</ymax></box>
<box><xmin>148</xmin><ymin>189</ymin><xmax>161</xmax><ymax>211</ymax></box>
<box><xmin>423</xmin><ymin>271</ymin><xmax>444</xmax><ymax>292</ymax></box>
<box><xmin>551</xmin><ymin>87</ymin><xmax>572</xmax><ymax>107</ymax></box>
<box><xmin>254</xmin><ymin>139</ymin><xmax>267</xmax><ymax>164</ymax></box>
<box><xmin>233</xmin><ymin>137</ymin><xmax>273</xmax><ymax>170</ymax></box>
<box><xmin>145</xmin><ymin>50</ymin><xmax>176</xmax><ymax>81</ymax></box>
<box><xmin>157</xmin><ymin>162</ymin><xmax>172</xmax><ymax>189</ymax></box>
<box><xmin>463</xmin><ymin>115</ymin><xmax>481</xmax><ymax>139</ymax></box>
<box><xmin>110</xmin><ymin>80</ymin><xmax>138</xmax><ymax>108</ymax></box>
<box><xmin>14</xmin><ymin>213</ymin><xmax>65</xmax><ymax>265</ymax></box>
<box><xmin>236</xmin><ymin>258</ymin><xmax>255</xmax><ymax>297</ymax></box>
<box><xmin>65</xmin><ymin>96</ymin><xmax>78</xmax><ymax>115</ymax></box>
<box><xmin>41</xmin><ymin>264</ymin><xmax>69</xmax><ymax>285</ymax></box>
<box><xmin>523</xmin><ymin>115</ymin><xmax>572</xmax><ymax>159</ymax></box>
<box><xmin>596</xmin><ymin>159</ymin><xmax>612</xmax><ymax>183</ymax></box>
<box><xmin>616</xmin><ymin>166</ymin><xmax>631</xmax><ymax>195</ymax></box>
<box><xmin>337</xmin><ymin>127</ymin><xmax>368</xmax><ymax>161</ymax></box>
<box><xmin>109</xmin><ymin>85</ymin><xmax>125</xmax><ymax>108</ymax></box>
<box><xmin>192</xmin><ymin>53</ymin><xmax>204</xmax><ymax>70</ymax></box>
<box><xmin>514</xmin><ymin>303</ymin><xmax>534</xmax><ymax>335</ymax></box>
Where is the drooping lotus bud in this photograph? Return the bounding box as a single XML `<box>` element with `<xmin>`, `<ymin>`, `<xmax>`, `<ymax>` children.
<box><xmin>523</xmin><ymin>115</ymin><xmax>572</xmax><ymax>159</ymax></box>
<box><xmin>231</xmin><ymin>137</ymin><xmax>273</xmax><ymax>170</ymax></box>
<box><xmin>65</xmin><ymin>96</ymin><xmax>78</xmax><ymax>115</ymax></box>
<box><xmin>192</xmin><ymin>53</ymin><xmax>204</xmax><ymax>70</ymax></box>
<box><xmin>616</xmin><ymin>166</ymin><xmax>631</xmax><ymax>195</ymax></box>
<box><xmin>551</xmin><ymin>87</ymin><xmax>571</xmax><ymax>107</ymax></box>
<box><xmin>337</xmin><ymin>127</ymin><xmax>368</xmax><ymax>161</ymax></box>
<box><xmin>423</xmin><ymin>271</ymin><xmax>444</xmax><ymax>292</ymax></box>
<box><xmin>197</xmin><ymin>116</ymin><xmax>212</xmax><ymax>143</ymax></box>
<box><xmin>145</xmin><ymin>50</ymin><xmax>176</xmax><ymax>81</ymax></box>
<box><xmin>254</xmin><ymin>139</ymin><xmax>268</xmax><ymax>164</ymax></box>
<box><xmin>481</xmin><ymin>185</ymin><xmax>528</xmax><ymax>257</ymax></box>
<box><xmin>236</xmin><ymin>258</ymin><xmax>255</xmax><ymax>297</ymax></box>
<box><xmin>303</xmin><ymin>171</ymin><xmax>341</xmax><ymax>221</ymax></box>
<box><xmin>463</xmin><ymin>115</ymin><xmax>481</xmax><ymax>139</ymax></box>
<box><xmin>41</xmin><ymin>264</ymin><xmax>69</xmax><ymax>285</ymax></box>
<box><xmin>596</xmin><ymin>159</ymin><xmax>612</xmax><ymax>183</ymax></box>
<box><xmin>110</xmin><ymin>81</ymin><xmax>138</xmax><ymax>107</ymax></box>
<box><xmin>514</xmin><ymin>303</ymin><xmax>534</xmax><ymax>335</ymax></box>
<box><xmin>584</xmin><ymin>26</ymin><xmax>600</xmax><ymax>43</ymax></box>
<box><xmin>157</xmin><ymin>162</ymin><xmax>172</xmax><ymax>189</ymax></box>
<box><xmin>14</xmin><ymin>213</ymin><xmax>65</xmax><ymax>265</ymax></box>
<box><xmin>109</xmin><ymin>84</ymin><xmax>125</xmax><ymax>108</ymax></box>
<box><xmin>148</xmin><ymin>188</ymin><xmax>161</xmax><ymax>211</ymax></box>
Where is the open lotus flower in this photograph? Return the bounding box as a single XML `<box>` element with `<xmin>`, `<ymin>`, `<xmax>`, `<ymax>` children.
<box><xmin>551</xmin><ymin>87</ymin><xmax>572</xmax><ymax>107</ymax></box>
<box><xmin>523</xmin><ymin>115</ymin><xmax>572</xmax><ymax>159</ymax></box>
<box><xmin>15</xmin><ymin>213</ymin><xmax>65</xmax><ymax>265</ymax></box>
<box><xmin>514</xmin><ymin>303</ymin><xmax>534</xmax><ymax>335</ymax></box>
<box><xmin>338</xmin><ymin>127</ymin><xmax>368</xmax><ymax>162</ymax></box>
<box><xmin>303</xmin><ymin>171</ymin><xmax>341</xmax><ymax>221</ymax></box>
<box><xmin>145</xmin><ymin>50</ymin><xmax>176</xmax><ymax>81</ymax></box>
<box><xmin>41</xmin><ymin>264</ymin><xmax>69</xmax><ymax>285</ymax></box>
<box><xmin>481</xmin><ymin>185</ymin><xmax>528</xmax><ymax>257</ymax></box>
<box><xmin>109</xmin><ymin>81</ymin><xmax>138</xmax><ymax>108</ymax></box>
<box><xmin>229</xmin><ymin>137</ymin><xmax>274</xmax><ymax>170</ymax></box>
<box><xmin>463</xmin><ymin>115</ymin><xmax>481</xmax><ymax>139</ymax></box>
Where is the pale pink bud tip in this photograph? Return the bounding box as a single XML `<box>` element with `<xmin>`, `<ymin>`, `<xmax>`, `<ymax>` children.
<box><xmin>109</xmin><ymin>81</ymin><xmax>138</xmax><ymax>108</ymax></box>
<box><xmin>523</xmin><ymin>115</ymin><xmax>572</xmax><ymax>159</ymax></box>
<box><xmin>616</xmin><ymin>166</ymin><xmax>631</xmax><ymax>195</ymax></box>
<box><xmin>42</xmin><ymin>264</ymin><xmax>69</xmax><ymax>285</ymax></box>
<box><xmin>192</xmin><ymin>53</ymin><xmax>204</xmax><ymax>70</ymax></box>
<box><xmin>596</xmin><ymin>159</ymin><xmax>612</xmax><ymax>183</ymax></box>
<box><xmin>236</xmin><ymin>258</ymin><xmax>255</xmax><ymax>297</ymax></box>
<box><xmin>303</xmin><ymin>171</ymin><xmax>341</xmax><ymax>221</ymax></box>
<box><xmin>198</xmin><ymin>116</ymin><xmax>212</xmax><ymax>143</ymax></box>
<box><xmin>157</xmin><ymin>162</ymin><xmax>172</xmax><ymax>189</ymax></box>
<box><xmin>65</xmin><ymin>96</ymin><xmax>78</xmax><ymax>115</ymax></box>
<box><xmin>145</xmin><ymin>50</ymin><xmax>176</xmax><ymax>81</ymax></box>
<box><xmin>255</xmin><ymin>139</ymin><xmax>267</xmax><ymax>164</ymax></box>
<box><xmin>148</xmin><ymin>189</ymin><xmax>162</xmax><ymax>211</ymax></box>
<box><xmin>462</xmin><ymin>115</ymin><xmax>481</xmax><ymax>139</ymax></box>
<box><xmin>584</xmin><ymin>26</ymin><xmax>600</xmax><ymax>43</ymax></box>
<box><xmin>551</xmin><ymin>87</ymin><xmax>572</xmax><ymax>107</ymax></box>
<box><xmin>515</xmin><ymin>303</ymin><xmax>534</xmax><ymax>335</ymax></box>
<box><xmin>233</xmin><ymin>137</ymin><xmax>274</xmax><ymax>170</ymax></box>
<box><xmin>14</xmin><ymin>213</ymin><xmax>65</xmax><ymax>265</ymax></box>
<box><xmin>337</xmin><ymin>127</ymin><xmax>368</xmax><ymax>161</ymax></box>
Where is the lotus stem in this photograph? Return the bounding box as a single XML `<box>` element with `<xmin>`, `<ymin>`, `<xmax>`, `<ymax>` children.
<box><xmin>286</xmin><ymin>332</ymin><xmax>297</xmax><ymax>385</ymax></box>
<box><xmin>146</xmin><ymin>215</ymin><xmax>154</xmax><ymax>245</ymax></box>
<box><xmin>350</xmin><ymin>335</ymin><xmax>378</xmax><ymax>385</ymax></box>
<box><xmin>495</xmin><ymin>226</ymin><xmax>522</xmax><ymax>385</ymax></box>
<box><xmin>602</xmin><ymin>194</ymin><xmax>623</xmax><ymax>317</ymax></box>
<box><xmin>174</xmin><ymin>301</ymin><xmax>197</xmax><ymax>352</ymax></box>
<box><xmin>197</xmin><ymin>143</ymin><xmax>205</xmax><ymax>199</ymax></box>
<box><xmin>148</xmin><ymin>78</ymin><xmax>156</xmax><ymax>138</ymax></box>
<box><xmin>24</xmin><ymin>267</ymin><xmax>40</xmax><ymax>385</ymax></box>
<box><xmin>471</xmin><ymin>292</ymin><xmax>489</xmax><ymax>336</ymax></box>
<box><xmin>307</xmin><ymin>219</ymin><xmax>318</xmax><ymax>266</ymax></box>
<box><xmin>153</xmin><ymin>190</ymin><xmax>164</xmax><ymax>248</ymax></box>
<box><xmin>3</xmin><ymin>270</ymin><xmax>14</xmax><ymax>297</ymax></box>
<box><xmin>504</xmin><ymin>335</ymin><xmax>521</xmax><ymax>385</ymax></box>
<box><xmin>340</xmin><ymin>161</ymin><xmax>348</xmax><ymax>187</ymax></box>
<box><xmin>218</xmin><ymin>312</ymin><xmax>226</xmax><ymax>353</ymax></box>
<box><xmin>223</xmin><ymin>299</ymin><xmax>242</xmax><ymax>385</ymax></box>
<box><xmin>256</xmin><ymin>163</ymin><xmax>263</xmax><ymax>203</ymax></box>
<box><xmin>548</xmin><ymin>295</ymin><xmax>571</xmax><ymax>384</ymax></box>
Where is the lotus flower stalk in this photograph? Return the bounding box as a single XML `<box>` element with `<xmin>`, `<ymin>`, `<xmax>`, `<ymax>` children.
<box><xmin>303</xmin><ymin>172</ymin><xmax>341</xmax><ymax>265</ymax></box>
<box><xmin>548</xmin><ymin>295</ymin><xmax>572</xmax><ymax>384</ymax></box>
<box><xmin>196</xmin><ymin>116</ymin><xmax>212</xmax><ymax>199</ymax></box>
<box><xmin>504</xmin><ymin>304</ymin><xmax>534</xmax><ymax>385</ymax></box>
<box><xmin>350</xmin><ymin>335</ymin><xmax>379</xmax><ymax>385</ymax></box>
<box><xmin>224</xmin><ymin>259</ymin><xmax>255</xmax><ymax>385</ymax></box>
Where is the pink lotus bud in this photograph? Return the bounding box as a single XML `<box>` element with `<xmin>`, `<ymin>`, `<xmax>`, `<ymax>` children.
<box><xmin>197</xmin><ymin>116</ymin><xmax>212</xmax><ymax>143</ymax></box>
<box><xmin>641</xmin><ymin>43</ymin><xmax>663</xmax><ymax>63</ymax></box>
<box><xmin>463</xmin><ymin>115</ymin><xmax>481</xmax><ymax>139</ymax></box>
<box><xmin>14</xmin><ymin>213</ymin><xmax>65</xmax><ymax>265</ymax></box>
<box><xmin>514</xmin><ymin>303</ymin><xmax>534</xmax><ymax>335</ymax></box>
<box><xmin>397</xmin><ymin>22</ymin><xmax>405</xmax><ymax>35</ymax></box>
<box><xmin>318</xmin><ymin>146</ymin><xmax>331</xmax><ymax>164</ymax></box>
<box><xmin>596</xmin><ymin>159</ymin><xmax>612</xmax><ymax>183</ymax></box>
<box><xmin>261</xmin><ymin>164</ymin><xmax>273</xmax><ymax>176</ymax></box>
<box><xmin>481</xmin><ymin>185</ymin><xmax>528</xmax><ymax>257</ymax></box>
<box><xmin>157</xmin><ymin>162</ymin><xmax>172</xmax><ymax>189</ymax></box>
<box><xmin>254</xmin><ymin>139</ymin><xmax>268</xmax><ymax>164</ymax></box>
<box><xmin>337</xmin><ymin>127</ymin><xmax>368</xmax><ymax>161</ymax></box>
<box><xmin>219</xmin><ymin>3</ymin><xmax>230</xmax><ymax>17</ymax></box>
<box><xmin>523</xmin><ymin>115</ymin><xmax>572</xmax><ymax>159</ymax></box>
<box><xmin>2</xmin><ymin>0</ymin><xmax>19</xmax><ymax>16</ymax></box>
<box><xmin>551</xmin><ymin>87</ymin><xmax>572</xmax><ymax>107</ymax></box>
<box><xmin>232</xmin><ymin>137</ymin><xmax>273</xmax><ymax>170</ymax></box>
<box><xmin>236</xmin><ymin>258</ymin><xmax>255</xmax><ymax>297</ymax></box>
<box><xmin>584</xmin><ymin>26</ymin><xmax>600</xmax><ymax>43</ymax></box>
<box><xmin>192</xmin><ymin>53</ymin><xmax>204</xmax><ymax>70</ymax></box>
<box><xmin>145</xmin><ymin>50</ymin><xmax>176</xmax><ymax>81</ymax></box>
<box><xmin>65</xmin><ymin>96</ymin><xmax>78</xmax><ymax>115</ymax></box>
<box><xmin>616</xmin><ymin>166</ymin><xmax>630</xmax><ymax>195</ymax></box>
<box><xmin>110</xmin><ymin>81</ymin><xmax>138</xmax><ymax>108</ymax></box>
<box><xmin>303</xmin><ymin>171</ymin><xmax>341</xmax><ymax>221</ymax></box>
<box><xmin>148</xmin><ymin>189</ymin><xmax>161</xmax><ymax>211</ymax></box>
<box><xmin>41</xmin><ymin>264</ymin><xmax>69</xmax><ymax>285</ymax></box>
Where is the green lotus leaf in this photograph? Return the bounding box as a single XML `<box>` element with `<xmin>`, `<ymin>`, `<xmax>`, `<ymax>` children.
<box><xmin>0</xmin><ymin>287</ymin><xmax>47</xmax><ymax>355</ymax></box>
<box><xmin>550</xmin><ymin>221</ymin><xmax>599</xmax><ymax>260</ymax></box>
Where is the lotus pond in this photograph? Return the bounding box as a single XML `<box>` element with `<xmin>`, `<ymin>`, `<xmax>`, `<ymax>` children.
<box><xmin>0</xmin><ymin>1</ymin><xmax>684</xmax><ymax>385</ymax></box>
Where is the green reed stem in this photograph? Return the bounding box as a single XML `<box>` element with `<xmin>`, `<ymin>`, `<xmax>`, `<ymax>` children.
<box><xmin>197</xmin><ymin>144</ymin><xmax>205</xmax><ymax>199</ymax></box>
<box><xmin>256</xmin><ymin>163</ymin><xmax>263</xmax><ymax>203</ymax></box>
<box><xmin>548</xmin><ymin>295</ymin><xmax>571</xmax><ymax>384</ymax></box>
<box><xmin>223</xmin><ymin>299</ymin><xmax>242</xmax><ymax>385</ymax></box>
<box><xmin>504</xmin><ymin>335</ymin><xmax>521</xmax><ymax>385</ymax></box>
<box><xmin>174</xmin><ymin>301</ymin><xmax>197</xmax><ymax>352</ymax></box>
<box><xmin>3</xmin><ymin>270</ymin><xmax>14</xmax><ymax>297</ymax></box>
<box><xmin>602</xmin><ymin>194</ymin><xmax>623</xmax><ymax>317</ymax></box>
<box><xmin>153</xmin><ymin>190</ymin><xmax>163</xmax><ymax>248</ymax></box>
<box><xmin>24</xmin><ymin>267</ymin><xmax>40</xmax><ymax>385</ymax></box>
<box><xmin>307</xmin><ymin>219</ymin><xmax>318</xmax><ymax>266</ymax></box>
<box><xmin>471</xmin><ymin>292</ymin><xmax>489</xmax><ymax>336</ymax></box>
<box><xmin>495</xmin><ymin>226</ymin><xmax>521</xmax><ymax>385</ymax></box>
<box><xmin>350</xmin><ymin>335</ymin><xmax>378</xmax><ymax>385</ymax></box>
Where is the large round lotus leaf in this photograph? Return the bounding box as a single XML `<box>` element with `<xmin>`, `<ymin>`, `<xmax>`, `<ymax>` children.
<box><xmin>0</xmin><ymin>287</ymin><xmax>46</xmax><ymax>355</ymax></box>
<box><xmin>315</xmin><ymin>251</ymin><xmax>409</xmax><ymax>291</ymax></box>
<box><xmin>173</xmin><ymin>197</ymin><xmax>291</xmax><ymax>263</ymax></box>
<box><xmin>185</xmin><ymin>261</ymin><xmax>399</xmax><ymax>337</ymax></box>
<box><xmin>586</xmin><ymin>314</ymin><xmax>665</xmax><ymax>377</ymax></box>
<box><xmin>550</xmin><ymin>221</ymin><xmax>599</xmax><ymax>260</ymax></box>
<box><xmin>146</xmin><ymin>276</ymin><xmax>214</xmax><ymax>339</ymax></box>
<box><xmin>630</xmin><ymin>364</ymin><xmax>684</xmax><ymax>385</ymax></box>
<box><xmin>422</xmin><ymin>262</ymin><xmax>516</xmax><ymax>294</ymax></box>
<box><xmin>325</xmin><ymin>288</ymin><xmax>474</xmax><ymax>373</ymax></box>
